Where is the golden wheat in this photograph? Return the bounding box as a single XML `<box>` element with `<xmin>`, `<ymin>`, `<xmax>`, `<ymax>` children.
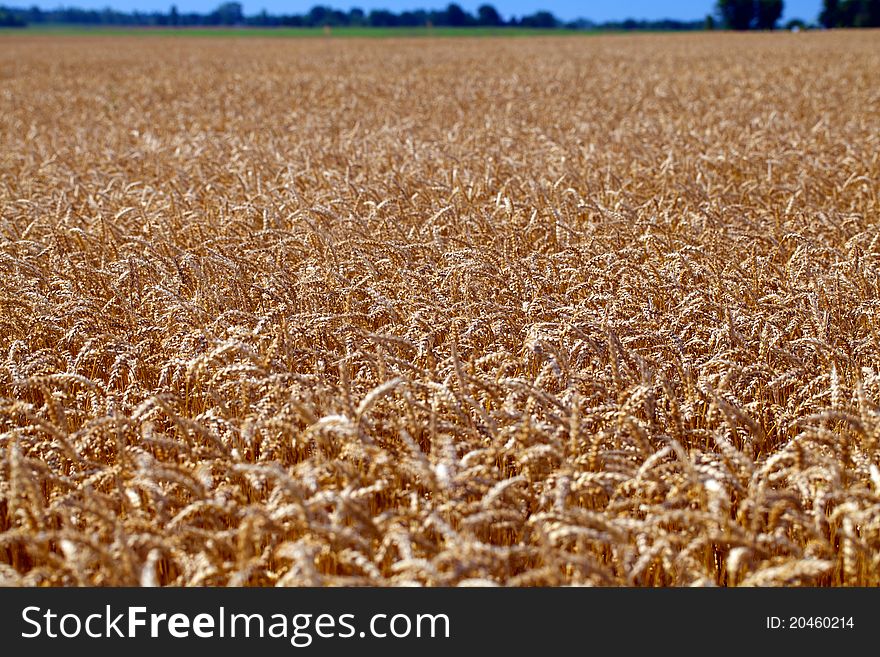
<box><xmin>1</xmin><ymin>31</ymin><xmax>879</xmax><ymax>586</ymax></box>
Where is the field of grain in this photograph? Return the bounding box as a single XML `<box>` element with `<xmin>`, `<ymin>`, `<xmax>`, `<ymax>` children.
<box><xmin>1</xmin><ymin>32</ymin><xmax>879</xmax><ymax>586</ymax></box>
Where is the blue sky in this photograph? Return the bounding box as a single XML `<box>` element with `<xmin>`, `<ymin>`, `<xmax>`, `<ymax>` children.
<box><xmin>28</xmin><ymin>1</ymin><xmax>824</xmax><ymax>22</ymax></box>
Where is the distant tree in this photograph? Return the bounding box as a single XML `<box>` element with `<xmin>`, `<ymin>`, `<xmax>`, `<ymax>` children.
<box><xmin>476</xmin><ymin>4</ymin><xmax>502</xmax><ymax>26</ymax></box>
<box><xmin>854</xmin><ymin>0</ymin><xmax>880</xmax><ymax>26</ymax></box>
<box><xmin>24</xmin><ymin>5</ymin><xmax>44</xmax><ymax>23</ymax></box>
<box><xmin>820</xmin><ymin>0</ymin><xmax>839</xmax><ymax>26</ymax></box>
<box><xmin>705</xmin><ymin>13</ymin><xmax>716</xmax><ymax>29</ymax></box>
<box><xmin>348</xmin><ymin>7</ymin><xmax>365</xmax><ymax>25</ymax></box>
<box><xmin>755</xmin><ymin>0</ymin><xmax>784</xmax><ymax>28</ymax></box>
<box><xmin>520</xmin><ymin>10</ymin><xmax>556</xmax><ymax>28</ymax></box>
<box><xmin>823</xmin><ymin>0</ymin><xmax>880</xmax><ymax>26</ymax></box>
<box><xmin>169</xmin><ymin>4</ymin><xmax>179</xmax><ymax>25</ymax></box>
<box><xmin>210</xmin><ymin>2</ymin><xmax>243</xmax><ymax>25</ymax></box>
<box><xmin>444</xmin><ymin>3</ymin><xmax>470</xmax><ymax>26</ymax></box>
<box><xmin>834</xmin><ymin>0</ymin><xmax>854</xmax><ymax>24</ymax></box>
<box><xmin>784</xmin><ymin>17</ymin><xmax>806</xmax><ymax>28</ymax></box>
<box><xmin>248</xmin><ymin>8</ymin><xmax>272</xmax><ymax>25</ymax></box>
<box><xmin>398</xmin><ymin>10</ymin><xmax>427</xmax><ymax>25</ymax></box>
<box><xmin>0</xmin><ymin>7</ymin><xmax>26</xmax><ymax>26</ymax></box>
<box><xmin>307</xmin><ymin>5</ymin><xmax>328</xmax><ymax>26</ymax></box>
<box><xmin>279</xmin><ymin>13</ymin><xmax>304</xmax><ymax>26</ymax></box>
<box><xmin>717</xmin><ymin>0</ymin><xmax>755</xmax><ymax>29</ymax></box>
<box><xmin>565</xmin><ymin>18</ymin><xmax>595</xmax><ymax>29</ymax></box>
<box><xmin>368</xmin><ymin>9</ymin><xmax>396</xmax><ymax>26</ymax></box>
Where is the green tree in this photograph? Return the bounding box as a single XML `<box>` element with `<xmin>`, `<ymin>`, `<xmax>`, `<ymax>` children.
<box><xmin>820</xmin><ymin>0</ymin><xmax>839</xmax><ymax>26</ymax></box>
<box><xmin>827</xmin><ymin>0</ymin><xmax>880</xmax><ymax>26</ymax></box>
<box><xmin>211</xmin><ymin>2</ymin><xmax>243</xmax><ymax>25</ymax></box>
<box><xmin>445</xmin><ymin>3</ymin><xmax>470</xmax><ymax>27</ymax></box>
<box><xmin>838</xmin><ymin>0</ymin><xmax>859</xmax><ymax>24</ymax></box>
<box><xmin>520</xmin><ymin>10</ymin><xmax>557</xmax><ymax>28</ymax></box>
<box><xmin>755</xmin><ymin>0</ymin><xmax>784</xmax><ymax>28</ymax></box>
<box><xmin>477</xmin><ymin>4</ymin><xmax>502</xmax><ymax>26</ymax></box>
<box><xmin>854</xmin><ymin>0</ymin><xmax>880</xmax><ymax>26</ymax></box>
<box><xmin>717</xmin><ymin>0</ymin><xmax>755</xmax><ymax>29</ymax></box>
<box><xmin>0</xmin><ymin>7</ymin><xmax>27</xmax><ymax>26</ymax></box>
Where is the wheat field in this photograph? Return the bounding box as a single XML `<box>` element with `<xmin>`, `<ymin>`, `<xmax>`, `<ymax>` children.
<box><xmin>1</xmin><ymin>31</ymin><xmax>879</xmax><ymax>587</ymax></box>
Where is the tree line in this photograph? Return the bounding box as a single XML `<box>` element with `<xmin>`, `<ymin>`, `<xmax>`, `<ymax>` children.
<box><xmin>715</xmin><ymin>1</ymin><xmax>784</xmax><ymax>30</ymax></box>
<box><xmin>716</xmin><ymin>0</ymin><xmax>879</xmax><ymax>28</ymax></box>
<box><xmin>0</xmin><ymin>3</ymin><xmax>707</xmax><ymax>29</ymax></box>
<box><xmin>819</xmin><ymin>0</ymin><xmax>880</xmax><ymax>26</ymax></box>
<box><xmin>2</xmin><ymin>1</ymin><xmax>880</xmax><ymax>30</ymax></box>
